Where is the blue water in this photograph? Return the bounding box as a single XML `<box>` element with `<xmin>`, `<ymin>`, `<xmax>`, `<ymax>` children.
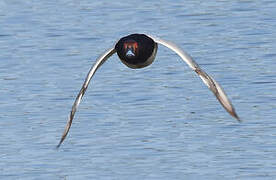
<box><xmin>1</xmin><ymin>0</ymin><xmax>276</xmax><ymax>179</ymax></box>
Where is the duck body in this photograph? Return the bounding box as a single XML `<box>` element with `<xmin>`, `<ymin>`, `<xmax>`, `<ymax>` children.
<box><xmin>115</xmin><ymin>34</ymin><xmax>158</xmax><ymax>69</ymax></box>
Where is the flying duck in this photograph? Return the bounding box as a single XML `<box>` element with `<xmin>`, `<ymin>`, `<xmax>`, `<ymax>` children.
<box><xmin>57</xmin><ymin>33</ymin><xmax>240</xmax><ymax>148</ymax></box>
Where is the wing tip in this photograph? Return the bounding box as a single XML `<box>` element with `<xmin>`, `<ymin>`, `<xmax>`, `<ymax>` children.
<box><xmin>231</xmin><ymin>111</ymin><xmax>241</xmax><ymax>122</ymax></box>
<box><xmin>236</xmin><ymin>116</ymin><xmax>242</xmax><ymax>123</ymax></box>
<box><xmin>56</xmin><ymin>138</ymin><xmax>64</xmax><ymax>149</ymax></box>
<box><xmin>56</xmin><ymin>144</ymin><xmax>61</xmax><ymax>149</ymax></box>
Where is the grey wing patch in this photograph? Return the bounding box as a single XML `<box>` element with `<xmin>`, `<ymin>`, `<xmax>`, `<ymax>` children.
<box><xmin>57</xmin><ymin>47</ymin><xmax>116</xmax><ymax>148</ymax></box>
<box><xmin>149</xmin><ymin>35</ymin><xmax>240</xmax><ymax>121</ymax></box>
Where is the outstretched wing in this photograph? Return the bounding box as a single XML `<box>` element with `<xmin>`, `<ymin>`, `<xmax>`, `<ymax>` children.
<box><xmin>57</xmin><ymin>47</ymin><xmax>117</xmax><ymax>148</ymax></box>
<box><xmin>151</xmin><ymin>36</ymin><xmax>240</xmax><ymax>121</ymax></box>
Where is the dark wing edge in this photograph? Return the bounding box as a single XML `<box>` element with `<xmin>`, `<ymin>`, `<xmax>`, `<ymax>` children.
<box><xmin>150</xmin><ymin>36</ymin><xmax>240</xmax><ymax>122</ymax></box>
<box><xmin>57</xmin><ymin>47</ymin><xmax>117</xmax><ymax>148</ymax></box>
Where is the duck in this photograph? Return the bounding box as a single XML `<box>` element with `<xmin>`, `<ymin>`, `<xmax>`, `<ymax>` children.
<box><xmin>57</xmin><ymin>33</ymin><xmax>240</xmax><ymax>148</ymax></box>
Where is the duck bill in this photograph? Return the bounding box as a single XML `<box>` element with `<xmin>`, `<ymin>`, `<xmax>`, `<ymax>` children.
<box><xmin>126</xmin><ymin>48</ymin><xmax>135</xmax><ymax>57</ymax></box>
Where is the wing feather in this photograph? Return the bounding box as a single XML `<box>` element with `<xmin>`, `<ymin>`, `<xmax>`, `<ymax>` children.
<box><xmin>57</xmin><ymin>47</ymin><xmax>116</xmax><ymax>148</ymax></box>
<box><xmin>151</xmin><ymin>36</ymin><xmax>240</xmax><ymax>121</ymax></box>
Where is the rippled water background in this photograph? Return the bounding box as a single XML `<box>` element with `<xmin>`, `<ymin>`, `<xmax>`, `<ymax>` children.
<box><xmin>1</xmin><ymin>1</ymin><xmax>276</xmax><ymax>179</ymax></box>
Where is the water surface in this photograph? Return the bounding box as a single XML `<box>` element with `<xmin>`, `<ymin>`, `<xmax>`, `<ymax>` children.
<box><xmin>1</xmin><ymin>1</ymin><xmax>276</xmax><ymax>179</ymax></box>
